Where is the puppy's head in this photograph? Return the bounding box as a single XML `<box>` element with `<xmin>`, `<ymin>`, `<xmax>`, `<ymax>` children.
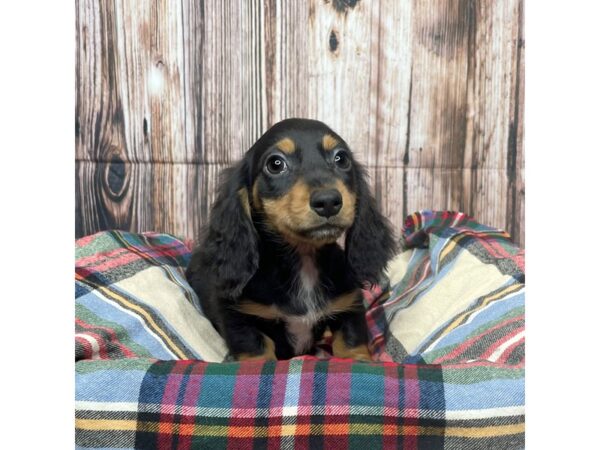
<box><xmin>248</xmin><ymin>119</ymin><xmax>358</xmax><ymax>246</ymax></box>
<box><xmin>200</xmin><ymin>119</ymin><xmax>395</xmax><ymax>297</ymax></box>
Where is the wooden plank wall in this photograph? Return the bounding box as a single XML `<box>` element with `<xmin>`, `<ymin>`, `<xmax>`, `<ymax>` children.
<box><xmin>76</xmin><ymin>0</ymin><xmax>525</xmax><ymax>247</ymax></box>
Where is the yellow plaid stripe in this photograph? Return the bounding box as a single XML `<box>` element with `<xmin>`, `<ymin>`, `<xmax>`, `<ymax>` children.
<box><xmin>439</xmin><ymin>230</ymin><xmax>510</xmax><ymax>262</ymax></box>
<box><xmin>76</xmin><ymin>273</ymin><xmax>188</xmax><ymax>359</ymax></box>
<box><xmin>436</xmin><ymin>283</ymin><xmax>523</xmax><ymax>340</ymax></box>
<box><xmin>76</xmin><ymin>419</ymin><xmax>524</xmax><ymax>438</ymax></box>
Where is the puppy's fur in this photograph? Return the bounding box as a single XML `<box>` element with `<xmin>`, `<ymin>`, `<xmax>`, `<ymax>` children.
<box><xmin>186</xmin><ymin>118</ymin><xmax>395</xmax><ymax>361</ymax></box>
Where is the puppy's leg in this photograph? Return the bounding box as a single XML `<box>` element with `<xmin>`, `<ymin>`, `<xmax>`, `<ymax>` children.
<box><xmin>330</xmin><ymin>310</ymin><xmax>372</xmax><ymax>362</ymax></box>
<box><xmin>222</xmin><ymin>310</ymin><xmax>277</xmax><ymax>361</ymax></box>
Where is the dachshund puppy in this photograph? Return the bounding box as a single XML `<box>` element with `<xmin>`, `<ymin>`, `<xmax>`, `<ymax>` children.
<box><xmin>186</xmin><ymin>118</ymin><xmax>395</xmax><ymax>361</ymax></box>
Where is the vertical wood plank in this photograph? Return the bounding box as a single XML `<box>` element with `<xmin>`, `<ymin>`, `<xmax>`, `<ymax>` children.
<box><xmin>201</xmin><ymin>1</ymin><xmax>266</xmax><ymax>163</ymax></box>
<box><xmin>465</xmin><ymin>0</ymin><xmax>521</xmax><ymax>237</ymax></box>
<box><xmin>402</xmin><ymin>0</ymin><xmax>471</xmax><ymax>223</ymax></box>
<box><xmin>365</xmin><ymin>0</ymin><xmax>412</xmax><ymax>168</ymax></box>
<box><xmin>199</xmin><ymin>0</ymin><xmax>241</xmax><ymax>163</ymax></box>
<box><xmin>506</xmin><ymin>0</ymin><xmax>525</xmax><ymax>246</ymax></box>
<box><xmin>466</xmin><ymin>0</ymin><xmax>520</xmax><ymax>170</ymax></box>
<box><xmin>75</xmin><ymin>161</ymin><xmax>99</xmax><ymax>236</ymax></box>
<box><xmin>112</xmin><ymin>0</ymin><xmax>185</xmax><ymax>163</ymax></box>
<box><xmin>241</xmin><ymin>0</ymin><xmax>268</xmax><ymax>149</ymax></box>
<box><xmin>306</xmin><ymin>0</ymin><xmax>376</xmax><ymax>161</ymax></box>
<box><xmin>371</xmin><ymin>167</ymin><xmax>405</xmax><ymax>240</ymax></box>
<box><xmin>76</xmin><ymin>0</ymin><xmax>129</xmax><ymax>164</ymax></box>
<box><xmin>262</xmin><ymin>0</ymin><xmax>310</xmax><ymax>124</ymax></box>
<box><xmin>180</xmin><ymin>0</ymin><xmax>205</xmax><ymax>163</ymax></box>
<box><xmin>406</xmin><ymin>0</ymin><xmax>471</xmax><ymax>170</ymax></box>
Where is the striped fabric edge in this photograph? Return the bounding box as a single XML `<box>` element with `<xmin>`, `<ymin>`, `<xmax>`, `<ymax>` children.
<box><xmin>366</xmin><ymin>210</ymin><xmax>524</xmax><ymax>363</ymax></box>
<box><xmin>75</xmin><ymin>229</ymin><xmax>216</xmax><ymax>362</ymax></box>
<box><xmin>402</xmin><ymin>210</ymin><xmax>524</xmax><ymax>272</ymax></box>
<box><xmin>76</xmin><ymin>358</ymin><xmax>524</xmax><ymax>449</ymax></box>
<box><xmin>75</xmin><ymin>230</ymin><xmax>192</xmax><ymax>293</ymax></box>
<box><xmin>75</xmin><ymin>275</ymin><xmax>199</xmax><ymax>361</ymax></box>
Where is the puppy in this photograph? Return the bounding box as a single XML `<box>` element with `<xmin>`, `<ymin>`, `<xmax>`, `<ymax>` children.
<box><xmin>186</xmin><ymin>118</ymin><xmax>395</xmax><ymax>361</ymax></box>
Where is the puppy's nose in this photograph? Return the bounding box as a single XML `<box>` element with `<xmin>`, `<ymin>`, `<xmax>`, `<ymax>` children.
<box><xmin>310</xmin><ymin>189</ymin><xmax>343</xmax><ymax>218</ymax></box>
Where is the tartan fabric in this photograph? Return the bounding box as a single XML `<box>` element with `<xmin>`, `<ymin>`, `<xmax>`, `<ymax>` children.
<box><xmin>76</xmin><ymin>230</ymin><xmax>227</xmax><ymax>362</ymax></box>
<box><xmin>75</xmin><ymin>211</ymin><xmax>525</xmax><ymax>449</ymax></box>
<box><xmin>366</xmin><ymin>211</ymin><xmax>525</xmax><ymax>365</ymax></box>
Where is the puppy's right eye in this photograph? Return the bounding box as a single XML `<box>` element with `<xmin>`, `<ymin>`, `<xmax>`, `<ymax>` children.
<box><xmin>265</xmin><ymin>155</ymin><xmax>288</xmax><ymax>175</ymax></box>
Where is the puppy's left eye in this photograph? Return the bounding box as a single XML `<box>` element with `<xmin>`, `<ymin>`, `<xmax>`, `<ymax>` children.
<box><xmin>265</xmin><ymin>155</ymin><xmax>288</xmax><ymax>175</ymax></box>
<box><xmin>333</xmin><ymin>150</ymin><xmax>351</xmax><ymax>171</ymax></box>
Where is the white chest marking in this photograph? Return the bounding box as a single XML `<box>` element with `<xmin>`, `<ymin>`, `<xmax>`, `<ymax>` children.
<box><xmin>286</xmin><ymin>252</ymin><xmax>324</xmax><ymax>355</ymax></box>
<box><xmin>298</xmin><ymin>252</ymin><xmax>318</xmax><ymax>297</ymax></box>
<box><xmin>286</xmin><ymin>316</ymin><xmax>317</xmax><ymax>355</ymax></box>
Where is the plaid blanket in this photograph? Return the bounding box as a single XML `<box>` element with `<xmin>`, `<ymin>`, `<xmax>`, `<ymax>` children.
<box><xmin>75</xmin><ymin>211</ymin><xmax>525</xmax><ymax>449</ymax></box>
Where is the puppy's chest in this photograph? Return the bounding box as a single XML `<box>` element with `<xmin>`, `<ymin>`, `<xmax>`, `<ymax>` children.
<box><xmin>285</xmin><ymin>253</ymin><xmax>327</xmax><ymax>354</ymax></box>
<box><xmin>244</xmin><ymin>248</ymin><xmax>352</xmax><ymax>355</ymax></box>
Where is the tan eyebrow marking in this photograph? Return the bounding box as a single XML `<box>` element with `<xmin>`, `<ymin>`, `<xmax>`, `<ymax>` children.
<box><xmin>322</xmin><ymin>134</ymin><xmax>339</xmax><ymax>151</ymax></box>
<box><xmin>275</xmin><ymin>138</ymin><xmax>296</xmax><ymax>154</ymax></box>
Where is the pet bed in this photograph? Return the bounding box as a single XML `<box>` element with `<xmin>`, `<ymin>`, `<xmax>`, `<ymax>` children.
<box><xmin>75</xmin><ymin>210</ymin><xmax>525</xmax><ymax>449</ymax></box>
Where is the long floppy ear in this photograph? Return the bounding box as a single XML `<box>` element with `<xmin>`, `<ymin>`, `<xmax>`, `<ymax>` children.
<box><xmin>188</xmin><ymin>159</ymin><xmax>259</xmax><ymax>299</ymax></box>
<box><xmin>345</xmin><ymin>162</ymin><xmax>396</xmax><ymax>285</ymax></box>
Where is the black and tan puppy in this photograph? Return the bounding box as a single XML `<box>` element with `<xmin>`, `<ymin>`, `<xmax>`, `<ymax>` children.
<box><xmin>186</xmin><ymin>118</ymin><xmax>395</xmax><ymax>361</ymax></box>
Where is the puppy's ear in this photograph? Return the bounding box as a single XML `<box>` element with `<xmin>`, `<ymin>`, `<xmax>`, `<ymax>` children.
<box><xmin>189</xmin><ymin>159</ymin><xmax>259</xmax><ymax>298</ymax></box>
<box><xmin>345</xmin><ymin>162</ymin><xmax>396</xmax><ymax>285</ymax></box>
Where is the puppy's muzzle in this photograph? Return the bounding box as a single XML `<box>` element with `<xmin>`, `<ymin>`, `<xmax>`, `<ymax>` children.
<box><xmin>310</xmin><ymin>189</ymin><xmax>343</xmax><ymax>218</ymax></box>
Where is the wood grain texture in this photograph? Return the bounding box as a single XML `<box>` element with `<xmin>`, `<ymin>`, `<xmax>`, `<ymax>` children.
<box><xmin>76</xmin><ymin>0</ymin><xmax>525</xmax><ymax>247</ymax></box>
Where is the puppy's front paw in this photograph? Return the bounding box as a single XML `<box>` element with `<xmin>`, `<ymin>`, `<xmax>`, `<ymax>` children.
<box><xmin>235</xmin><ymin>334</ymin><xmax>277</xmax><ymax>361</ymax></box>
<box><xmin>348</xmin><ymin>347</ymin><xmax>373</xmax><ymax>362</ymax></box>
<box><xmin>332</xmin><ymin>331</ymin><xmax>372</xmax><ymax>361</ymax></box>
